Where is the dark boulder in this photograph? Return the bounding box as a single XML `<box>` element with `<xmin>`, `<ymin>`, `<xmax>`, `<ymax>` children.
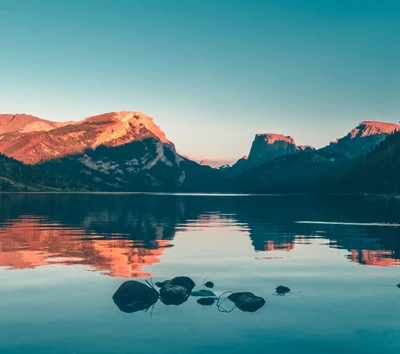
<box><xmin>276</xmin><ymin>285</ymin><xmax>291</xmax><ymax>295</ymax></box>
<box><xmin>160</xmin><ymin>284</ymin><xmax>189</xmax><ymax>305</ymax></box>
<box><xmin>112</xmin><ymin>280</ymin><xmax>159</xmax><ymax>313</ymax></box>
<box><xmin>191</xmin><ymin>289</ymin><xmax>216</xmax><ymax>297</ymax></box>
<box><xmin>167</xmin><ymin>276</ymin><xmax>196</xmax><ymax>292</ymax></box>
<box><xmin>155</xmin><ymin>280</ymin><xmax>169</xmax><ymax>288</ymax></box>
<box><xmin>228</xmin><ymin>292</ymin><xmax>265</xmax><ymax>313</ymax></box>
<box><xmin>204</xmin><ymin>281</ymin><xmax>214</xmax><ymax>288</ymax></box>
<box><xmin>197</xmin><ymin>298</ymin><xmax>216</xmax><ymax>306</ymax></box>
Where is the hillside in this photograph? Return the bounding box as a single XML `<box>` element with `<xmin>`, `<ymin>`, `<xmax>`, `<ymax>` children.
<box><xmin>319</xmin><ymin>131</ymin><xmax>400</xmax><ymax>194</ymax></box>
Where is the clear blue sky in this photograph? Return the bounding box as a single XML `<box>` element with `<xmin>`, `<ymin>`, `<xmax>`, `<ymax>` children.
<box><xmin>0</xmin><ymin>0</ymin><xmax>399</xmax><ymax>159</ymax></box>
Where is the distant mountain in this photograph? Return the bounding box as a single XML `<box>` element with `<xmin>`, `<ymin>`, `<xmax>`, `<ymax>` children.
<box><xmin>224</xmin><ymin>134</ymin><xmax>313</xmax><ymax>177</ymax></box>
<box><xmin>0</xmin><ymin>113</ymin><xmax>398</xmax><ymax>193</ymax></box>
<box><xmin>248</xmin><ymin>134</ymin><xmax>297</xmax><ymax>165</ymax></box>
<box><xmin>0</xmin><ymin>111</ymin><xmax>222</xmax><ymax>191</ymax></box>
<box><xmin>0</xmin><ymin>111</ymin><xmax>171</xmax><ymax>164</ymax></box>
<box><xmin>319</xmin><ymin>131</ymin><xmax>400</xmax><ymax>194</ymax></box>
<box><xmin>296</xmin><ymin>145</ymin><xmax>315</xmax><ymax>152</ymax></box>
<box><xmin>184</xmin><ymin>157</ymin><xmax>238</xmax><ymax>168</ymax></box>
<box><xmin>232</xmin><ymin>121</ymin><xmax>400</xmax><ymax>193</ymax></box>
<box><xmin>320</xmin><ymin>121</ymin><xmax>400</xmax><ymax>159</ymax></box>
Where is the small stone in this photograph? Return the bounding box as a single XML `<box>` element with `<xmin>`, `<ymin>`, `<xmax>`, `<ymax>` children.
<box><xmin>204</xmin><ymin>281</ymin><xmax>214</xmax><ymax>288</ymax></box>
<box><xmin>191</xmin><ymin>290</ymin><xmax>216</xmax><ymax>297</ymax></box>
<box><xmin>197</xmin><ymin>298</ymin><xmax>216</xmax><ymax>306</ymax></box>
<box><xmin>276</xmin><ymin>285</ymin><xmax>291</xmax><ymax>295</ymax></box>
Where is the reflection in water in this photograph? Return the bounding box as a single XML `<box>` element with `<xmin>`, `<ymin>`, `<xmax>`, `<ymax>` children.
<box><xmin>0</xmin><ymin>193</ymin><xmax>399</xmax><ymax>278</ymax></box>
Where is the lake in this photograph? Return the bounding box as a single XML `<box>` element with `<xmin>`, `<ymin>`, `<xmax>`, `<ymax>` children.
<box><xmin>0</xmin><ymin>193</ymin><xmax>399</xmax><ymax>354</ymax></box>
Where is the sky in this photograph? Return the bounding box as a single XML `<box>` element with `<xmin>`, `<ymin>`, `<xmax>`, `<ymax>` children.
<box><xmin>0</xmin><ymin>0</ymin><xmax>399</xmax><ymax>160</ymax></box>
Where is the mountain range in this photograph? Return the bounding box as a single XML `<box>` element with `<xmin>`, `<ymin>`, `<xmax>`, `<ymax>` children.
<box><xmin>0</xmin><ymin>111</ymin><xmax>399</xmax><ymax>193</ymax></box>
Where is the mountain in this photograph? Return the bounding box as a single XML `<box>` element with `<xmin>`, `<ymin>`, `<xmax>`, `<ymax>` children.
<box><xmin>1</xmin><ymin>113</ymin><xmax>398</xmax><ymax>193</ymax></box>
<box><xmin>40</xmin><ymin>139</ymin><xmax>222</xmax><ymax>191</ymax></box>
<box><xmin>321</xmin><ymin>121</ymin><xmax>400</xmax><ymax>159</ymax></box>
<box><xmin>296</xmin><ymin>145</ymin><xmax>315</xmax><ymax>152</ymax></box>
<box><xmin>0</xmin><ymin>111</ymin><xmax>170</xmax><ymax>164</ymax></box>
<box><xmin>0</xmin><ymin>113</ymin><xmax>71</xmax><ymax>135</ymax></box>
<box><xmin>232</xmin><ymin>121</ymin><xmax>400</xmax><ymax>193</ymax></box>
<box><xmin>224</xmin><ymin>134</ymin><xmax>311</xmax><ymax>177</ymax></box>
<box><xmin>248</xmin><ymin>134</ymin><xmax>297</xmax><ymax>165</ymax></box>
<box><xmin>319</xmin><ymin>131</ymin><xmax>400</xmax><ymax>194</ymax></box>
<box><xmin>0</xmin><ymin>111</ymin><xmax>222</xmax><ymax>191</ymax></box>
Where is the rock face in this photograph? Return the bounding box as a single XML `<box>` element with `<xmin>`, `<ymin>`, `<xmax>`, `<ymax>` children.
<box><xmin>0</xmin><ymin>111</ymin><xmax>223</xmax><ymax>191</ymax></box>
<box><xmin>325</xmin><ymin>121</ymin><xmax>400</xmax><ymax>159</ymax></box>
<box><xmin>0</xmin><ymin>111</ymin><xmax>171</xmax><ymax>165</ymax></box>
<box><xmin>248</xmin><ymin>134</ymin><xmax>297</xmax><ymax>165</ymax></box>
<box><xmin>112</xmin><ymin>280</ymin><xmax>159</xmax><ymax>313</ymax></box>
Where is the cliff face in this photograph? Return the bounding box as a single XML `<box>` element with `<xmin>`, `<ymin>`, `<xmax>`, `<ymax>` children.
<box><xmin>248</xmin><ymin>134</ymin><xmax>297</xmax><ymax>165</ymax></box>
<box><xmin>0</xmin><ymin>111</ymin><xmax>171</xmax><ymax>165</ymax></box>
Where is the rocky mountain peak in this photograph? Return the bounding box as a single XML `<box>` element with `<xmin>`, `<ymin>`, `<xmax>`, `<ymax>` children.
<box><xmin>248</xmin><ymin>133</ymin><xmax>297</xmax><ymax>165</ymax></box>
<box><xmin>350</xmin><ymin>121</ymin><xmax>400</xmax><ymax>139</ymax></box>
<box><xmin>326</xmin><ymin>120</ymin><xmax>400</xmax><ymax>159</ymax></box>
<box><xmin>254</xmin><ymin>133</ymin><xmax>295</xmax><ymax>145</ymax></box>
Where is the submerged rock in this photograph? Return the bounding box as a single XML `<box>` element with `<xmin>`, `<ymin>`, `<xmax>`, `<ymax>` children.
<box><xmin>204</xmin><ymin>281</ymin><xmax>214</xmax><ymax>288</ymax></box>
<box><xmin>191</xmin><ymin>290</ymin><xmax>216</xmax><ymax>297</ymax></box>
<box><xmin>228</xmin><ymin>292</ymin><xmax>265</xmax><ymax>313</ymax></box>
<box><xmin>276</xmin><ymin>285</ymin><xmax>291</xmax><ymax>295</ymax></box>
<box><xmin>197</xmin><ymin>298</ymin><xmax>216</xmax><ymax>306</ymax></box>
<box><xmin>112</xmin><ymin>280</ymin><xmax>159</xmax><ymax>313</ymax></box>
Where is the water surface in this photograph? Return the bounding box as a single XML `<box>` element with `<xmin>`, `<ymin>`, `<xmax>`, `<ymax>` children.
<box><xmin>0</xmin><ymin>194</ymin><xmax>399</xmax><ymax>353</ymax></box>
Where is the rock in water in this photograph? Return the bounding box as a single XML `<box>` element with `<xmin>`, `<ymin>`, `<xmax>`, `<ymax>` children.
<box><xmin>191</xmin><ymin>290</ymin><xmax>216</xmax><ymax>297</ymax></box>
<box><xmin>228</xmin><ymin>292</ymin><xmax>265</xmax><ymax>313</ymax></box>
<box><xmin>197</xmin><ymin>298</ymin><xmax>216</xmax><ymax>306</ymax></box>
<box><xmin>397</xmin><ymin>284</ymin><xmax>400</xmax><ymax>288</ymax></box>
<box><xmin>112</xmin><ymin>280</ymin><xmax>159</xmax><ymax>313</ymax></box>
<box><xmin>158</xmin><ymin>276</ymin><xmax>196</xmax><ymax>305</ymax></box>
<box><xmin>276</xmin><ymin>285</ymin><xmax>291</xmax><ymax>295</ymax></box>
<box><xmin>204</xmin><ymin>281</ymin><xmax>214</xmax><ymax>288</ymax></box>
<box><xmin>167</xmin><ymin>276</ymin><xmax>196</xmax><ymax>292</ymax></box>
<box><xmin>155</xmin><ymin>280</ymin><xmax>169</xmax><ymax>288</ymax></box>
<box><xmin>160</xmin><ymin>284</ymin><xmax>190</xmax><ymax>305</ymax></box>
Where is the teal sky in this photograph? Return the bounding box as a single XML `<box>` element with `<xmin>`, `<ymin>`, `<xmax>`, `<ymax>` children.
<box><xmin>0</xmin><ymin>0</ymin><xmax>399</xmax><ymax>159</ymax></box>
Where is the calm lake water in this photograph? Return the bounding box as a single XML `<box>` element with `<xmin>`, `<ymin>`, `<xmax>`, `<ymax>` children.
<box><xmin>0</xmin><ymin>193</ymin><xmax>399</xmax><ymax>354</ymax></box>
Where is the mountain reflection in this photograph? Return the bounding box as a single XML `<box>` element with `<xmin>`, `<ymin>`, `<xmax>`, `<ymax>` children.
<box><xmin>0</xmin><ymin>193</ymin><xmax>399</xmax><ymax>277</ymax></box>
